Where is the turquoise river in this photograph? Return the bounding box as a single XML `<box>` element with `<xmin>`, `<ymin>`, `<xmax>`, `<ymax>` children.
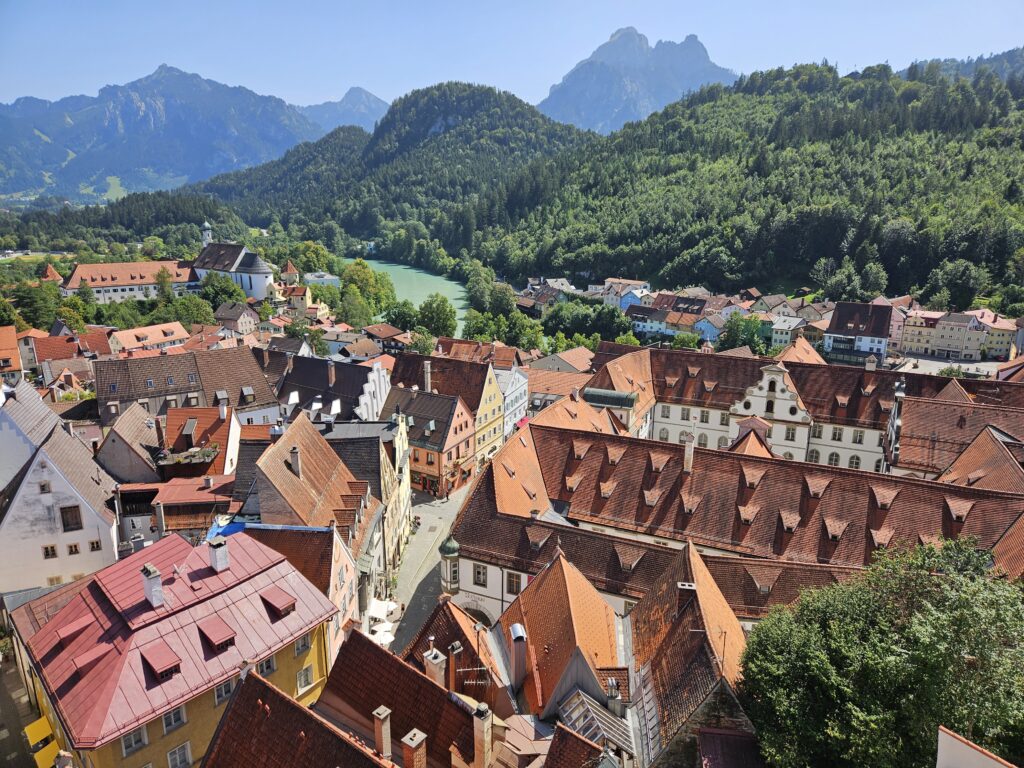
<box><xmin>362</xmin><ymin>257</ymin><xmax>469</xmax><ymax>333</ymax></box>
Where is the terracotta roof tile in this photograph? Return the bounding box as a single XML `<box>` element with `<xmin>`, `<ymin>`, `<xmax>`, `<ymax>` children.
<box><xmin>242</xmin><ymin>526</ymin><xmax>336</xmax><ymax>595</ymax></box>
<box><xmin>391</xmin><ymin>353</ymin><xmax>492</xmax><ymax>412</ymax></box>
<box><xmin>526</xmin><ymin>367</ymin><xmax>596</xmax><ymax>397</ymax></box>
<box><xmin>163</xmin><ymin>406</ymin><xmax>233</xmax><ymax>474</ymax></box>
<box><xmin>63</xmin><ymin>261</ymin><xmax>196</xmax><ymax>289</ymax></box>
<box><xmin>320</xmin><ymin>630</ymin><xmax>474</xmax><ymax>765</ymax></box>
<box><xmin>545</xmin><ymin>723</ymin><xmax>604</xmax><ymax>768</ymax></box>
<box><xmin>937</xmin><ymin>427</ymin><xmax>1024</xmax><ymax>494</ymax></box>
<box><xmin>497</xmin><ymin>554</ymin><xmax>618</xmax><ymax>713</ymax></box>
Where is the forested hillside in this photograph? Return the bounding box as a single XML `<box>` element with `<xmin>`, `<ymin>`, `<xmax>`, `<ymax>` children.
<box><xmin>463</xmin><ymin>63</ymin><xmax>1024</xmax><ymax>303</ymax></box>
<box><xmin>193</xmin><ymin>82</ymin><xmax>586</xmax><ymax>245</ymax></box>
<box><xmin>903</xmin><ymin>47</ymin><xmax>1024</xmax><ymax>85</ymax></box>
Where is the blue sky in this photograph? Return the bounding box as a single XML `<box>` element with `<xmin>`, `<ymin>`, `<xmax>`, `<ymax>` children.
<box><xmin>2</xmin><ymin>0</ymin><xmax>1022</xmax><ymax>105</ymax></box>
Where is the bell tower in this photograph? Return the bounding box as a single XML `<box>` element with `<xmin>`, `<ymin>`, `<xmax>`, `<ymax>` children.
<box><xmin>439</xmin><ymin>535</ymin><xmax>460</xmax><ymax>595</ymax></box>
<box><xmin>201</xmin><ymin>220</ymin><xmax>213</xmax><ymax>248</ymax></box>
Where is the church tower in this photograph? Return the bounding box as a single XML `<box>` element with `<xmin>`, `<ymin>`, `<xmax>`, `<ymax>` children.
<box><xmin>201</xmin><ymin>221</ymin><xmax>213</xmax><ymax>248</ymax></box>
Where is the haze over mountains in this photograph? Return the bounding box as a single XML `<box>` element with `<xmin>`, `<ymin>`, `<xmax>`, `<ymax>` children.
<box><xmin>538</xmin><ymin>27</ymin><xmax>737</xmax><ymax>133</ymax></box>
<box><xmin>0</xmin><ymin>66</ymin><xmax>388</xmax><ymax>201</ymax></box>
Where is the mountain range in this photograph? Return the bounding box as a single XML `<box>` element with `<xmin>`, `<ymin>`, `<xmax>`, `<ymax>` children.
<box><xmin>0</xmin><ymin>66</ymin><xmax>388</xmax><ymax>202</ymax></box>
<box><xmin>538</xmin><ymin>27</ymin><xmax>737</xmax><ymax>133</ymax></box>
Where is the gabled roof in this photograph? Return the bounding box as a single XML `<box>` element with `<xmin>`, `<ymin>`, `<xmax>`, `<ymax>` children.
<box><xmin>1</xmin><ymin>378</ymin><xmax>61</xmax><ymax>445</ymax></box>
<box><xmin>774</xmin><ymin>335</ymin><xmax>826</xmax><ymax>365</ymax></box>
<box><xmin>478</xmin><ymin>423</ymin><xmax>1024</xmax><ymax>569</ymax></box>
<box><xmin>163</xmin><ymin>406</ymin><xmax>233</xmax><ymax>473</ymax></box>
<box><xmin>434</xmin><ymin>336</ymin><xmax>523</xmax><ymax>369</ymax></box>
<box><xmin>630</xmin><ymin>544</ymin><xmax>745</xmax><ymax>758</ymax></box>
<box><xmin>525</xmin><ymin>367</ymin><xmax>592</xmax><ymax>398</ymax></box>
<box><xmin>0</xmin><ymin>325</ymin><xmax>21</xmax><ymax>373</ymax></box>
<box><xmin>319</xmin><ymin>630</ymin><xmax>475</xmax><ymax>766</ymax></box>
<box><xmin>255</xmin><ymin>415</ymin><xmax>378</xmax><ymax>555</ymax></box>
<box><xmin>32</xmin><ymin>329</ymin><xmax>112</xmax><ymax>362</ymax></box>
<box><xmin>380</xmin><ymin>386</ymin><xmax>465</xmax><ymax>451</ymax></box>
<box><xmin>203</xmin><ymin>672</ymin><xmax>393</xmax><ymax>768</ymax></box>
<box><xmin>530</xmin><ymin>392</ymin><xmax>627</xmax><ymax>435</ymax></box>
<box><xmin>826</xmin><ymin>301</ymin><xmax>892</xmax><ymax>338</ymax></box>
<box><xmin>546</xmin><ymin>723</ymin><xmax>605</xmax><ymax>768</ymax></box>
<box><xmin>23</xmin><ymin>534</ymin><xmax>336</xmax><ymax>750</ymax></box>
<box><xmin>275</xmin><ymin>355</ymin><xmax>379</xmax><ymax>422</ymax></box>
<box><xmin>101</xmin><ymin>402</ymin><xmax>160</xmax><ymax>472</ymax></box>
<box><xmin>497</xmin><ymin>553</ymin><xmax>618</xmax><ymax>713</ymax></box>
<box><xmin>894</xmin><ymin>397</ymin><xmax>1024</xmax><ymax>475</ymax></box>
<box><xmin>194</xmin><ymin>243</ymin><xmax>271</xmax><ymax>273</ymax></box>
<box><xmin>391</xmin><ymin>353</ymin><xmax>493</xmax><ymax>412</ymax></box>
<box><xmin>63</xmin><ymin>261</ymin><xmax>196</xmax><ymax>289</ymax></box>
<box><xmin>937</xmin><ymin>427</ymin><xmax>1024</xmax><ymax>494</ymax></box>
<box><xmin>362</xmin><ymin>323</ymin><xmax>403</xmax><ymax>340</ymax></box>
<box><xmin>698</xmin><ymin>728</ymin><xmax>766</xmax><ymax>768</ymax></box>
<box><xmin>214</xmin><ymin>301</ymin><xmax>256</xmax><ymax>321</ymax></box>
<box><xmin>111</xmin><ymin>321</ymin><xmax>189</xmax><ymax>353</ymax></box>
<box><xmin>242</xmin><ymin>525</ymin><xmax>337</xmax><ymax>595</ymax></box>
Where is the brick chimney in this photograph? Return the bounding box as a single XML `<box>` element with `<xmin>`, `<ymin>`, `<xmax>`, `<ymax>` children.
<box><xmin>681</xmin><ymin>431</ymin><xmax>695</xmax><ymax>473</ymax></box>
<box><xmin>401</xmin><ymin>729</ymin><xmax>427</xmax><ymax>768</ymax></box>
<box><xmin>327</xmin><ymin>359</ymin><xmax>336</xmax><ymax>388</ymax></box>
<box><xmin>372</xmin><ymin>705</ymin><xmax>392</xmax><ymax>760</ymax></box>
<box><xmin>473</xmin><ymin>703</ymin><xmax>492</xmax><ymax>768</ymax></box>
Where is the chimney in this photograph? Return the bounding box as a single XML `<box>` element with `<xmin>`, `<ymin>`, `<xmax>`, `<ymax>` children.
<box><xmin>203</xmin><ymin>475</ymin><xmax>214</xmax><ymax>489</ymax></box>
<box><xmin>289</xmin><ymin>445</ymin><xmax>301</xmax><ymax>478</ymax></box>
<box><xmin>865</xmin><ymin>354</ymin><xmax>877</xmax><ymax>372</ymax></box>
<box><xmin>154</xmin><ymin>502</ymin><xmax>166</xmax><ymax>537</ymax></box>
<box><xmin>141</xmin><ymin>563</ymin><xmax>164</xmax><ymax>608</ymax></box>
<box><xmin>64</xmin><ymin>420</ymin><xmax>74</xmax><ymax>437</ymax></box>
<box><xmin>447</xmin><ymin>640</ymin><xmax>462</xmax><ymax>692</ymax></box>
<box><xmin>372</xmin><ymin>705</ymin><xmax>392</xmax><ymax>760</ymax></box>
<box><xmin>510</xmin><ymin>623</ymin><xmax>527</xmax><ymax>691</ymax></box>
<box><xmin>209</xmin><ymin>534</ymin><xmax>230</xmax><ymax>573</ymax></box>
<box><xmin>607</xmin><ymin>678</ymin><xmax>625</xmax><ymax>718</ymax></box>
<box><xmin>219</xmin><ymin>401</ymin><xmax>228</xmax><ymax>421</ymax></box>
<box><xmin>327</xmin><ymin>359</ymin><xmax>336</xmax><ymax>388</ymax></box>
<box><xmin>423</xmin><ymin>359</ymin><xmax>432</xmax><ymax>393</ymax></box>
<box><xmin>473</xmin><ymin>703</ymin><xmax>492</xmax><ymax>768</ymax></box>
<box><xmin>401</xmin><ymin>729</ymin><xmax>427</xmax><ymax>768</ymax></box>
<box><xmin>682</xmin><ymin>431</ymin><xmax>695</xmax><ymax>473</ymax></box>
<box><xmin>91</xmin><ymin>437</ymin><xmax>100</xmax><ymax>456</ymax></box>
<box><xmin>423</xmin><ymin>636</ymin><xmax>447</xmax><ymax>687</ymax></box>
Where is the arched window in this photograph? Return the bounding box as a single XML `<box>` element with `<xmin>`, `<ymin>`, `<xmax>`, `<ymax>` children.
<box><xmin>848</xmin><ymin>455</ymin><xmax>861</xmax><ymax>469</ymax></box>
<box><xmin>827</xmin><ymin>452</ymin><xmax>840</xmax><ymax>467</ymax></box>
<box><xmin>658</xmin><ymin>428</ymin><xmax>669</xmax><ymax>441</ymax></box>
<box><xmin>765</xmin><ymin>400</ymin><xmax>775</xmax><ymax>414</ymax></box>
<box><xmin>678</xmin><ymin>431</ymin><xmax>691</xmax><ymax>443</ymax></box>
<box><xmin>807</xmin><ymin>449</ymin><xmax>820</xmax><ymax>463</ymax></box>
<box><xmin>784</xmin><ymin>452</ymin><xmax>794</xmax><ymax>460</ymax></box>
<box><xmin>697</xmin><ymin>433</ymin><xmax>708</xmax><ymax>448</ymax></box>
<box><xmin>874</xmin><ymin>458</ymin><xmax>883</xmax><ymax>472</ymax></box>
<box><xmin>768</xmin><ymin>380</ymin><xmax>777</xmax><ymax>392</ymax></box>
<box><xmin>717</xmin><ymin>436</ymin><xmax>729</xmax><ymax>449</ymax></box>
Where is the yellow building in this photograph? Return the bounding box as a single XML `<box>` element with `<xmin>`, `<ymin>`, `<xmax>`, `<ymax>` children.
<box><xmin>967</xmin><ymin>309</ymin><xmax>1018</xmax><ymax>360</ymax></box>
<box><xmin>474</xmin><ymin>363</ymin><xmax>505</xmax><ymax>462</ymax></box>
<box><xmin>12</xmin><ymin>533</ymin><xmax>336</xmax><ymax>768</ymax></box>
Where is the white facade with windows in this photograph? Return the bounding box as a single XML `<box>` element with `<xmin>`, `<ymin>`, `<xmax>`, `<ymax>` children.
<box><xmin>496</xmin><ymin>366</ymin><xmax>529</xmax><ymax>438</ymax></box>
<box><xmin>647</xmin><ymin>363</ymin><xmax>885</xmax><ymax>471</ymax></box>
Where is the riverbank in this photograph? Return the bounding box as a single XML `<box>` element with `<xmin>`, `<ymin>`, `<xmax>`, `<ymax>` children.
<box><xmin>360</xmin><ymin>256</ymin><xmax>469</xmax><ymax>333</ymax></box>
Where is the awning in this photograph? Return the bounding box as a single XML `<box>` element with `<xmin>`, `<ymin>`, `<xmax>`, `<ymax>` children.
<box><xmin>33</xmin><ymin>740</ymin><xmax>59</xmax><ymax>768</ymax></box>
<box><xmin>23</xmin><ymin>716</ymin><xmax>52</xmax><ymax>749</ymax></box>
<box><xmin>365</xmin><ymin>598</ymin><xmax>397</xmax><ymax>620</ymax></box>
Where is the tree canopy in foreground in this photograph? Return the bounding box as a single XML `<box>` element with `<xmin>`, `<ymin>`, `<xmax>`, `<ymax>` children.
<box><xmin>740</xmin><ymin>539</ymin><xmax>1024</xmax><ymax>768</ymax></box>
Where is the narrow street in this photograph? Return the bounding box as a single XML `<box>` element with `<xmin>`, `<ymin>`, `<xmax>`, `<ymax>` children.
<box><xmin>0</xmin><ymin>655</ymin><xmax>35</xmax><ymax>768</ymax></box>
<box><xmin>390</xmin><ymin>485</ymin><xmax>469</xmax><ymax>651</ymax></box>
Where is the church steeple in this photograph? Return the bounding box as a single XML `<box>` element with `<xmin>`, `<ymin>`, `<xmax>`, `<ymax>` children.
<box><xmin>201</xmin><ymin>221</ymin><xmax>213</xmax><ymax>248</ymax></box>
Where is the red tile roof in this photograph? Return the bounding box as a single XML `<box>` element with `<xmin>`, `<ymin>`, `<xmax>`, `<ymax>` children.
<box><xmin>937</xmin><ymin>427</ymin><xmax>1024</xmax><ymax>494</ymax></box>
<box><xmin>546</xmin><ymin>723</ymin><xmax>604</xmax><ymax>768</ymax></box>
<box><xmin>110</xmin><ymin>321</ymin><xmax>189</xmax><ymax>352</ymax></box>
<box><xmin>164</xmin><ymin>406</ymin><xmax>234</xmax><ymax>474</ymax></box>
<box><xmin>362</xmin><ymin>323</ymin><xmax>403</xmax><ymax>340</ymax></box>
<box><xmin>23</xmin><ymin>533</ymin><xmax>337</xmax><ymax>750</ymax></box>
<box><xmin>497</xmin><ymin>553</ymin><xmax>618</xmax><ymax>713</ymax></box>
<box><xmin>894</xmin><ymin>397</ymin><xmax>1024</xmax><ymax>475</ymax></box>
<box><xmin>391</xmin><ymin>353</ymin><xmax>493</xmax><ymax>412</ymax></box>
<box><xmin>0</xmin><ymin>325</ymin><xmax>21</xmax><ymax>373</ymax></box>
<box><xmin>204</xmin><ymin>672</ymin><xmax>393</xmax><ymax>768</ymax></box>
<box><xmin>826</xmin><ymin>301</ymin><xmax>892</xmax><ymax>338</ymax></box>
<box><xmin>434</xmin><ymin>336</ymin><xmax>522</xmax><ymax>369</ymax></box>
<box><xmin>63</xmin><ymin>260</ymin><xmax>196</xmax><ymax>289</ymax></box>
<box><xmin>243</xmin><ymin>526</ymin><xmax>336</xmax><ymax>595</ymax></box>
<box><xmin>474</xmin><ymin>423</ymin><xmax>1024</xmax><ymax>570</ymax></box>
<box><xmin>319</xmin><ymin>630</ymin><xmax>475</xmax><ymax>766</ymax></box>
<box><xmin>32</xmin><ymin>330</ymin><xmax>112</xmax><ymax>362</ymax></box>
<box><xmin>525</xmin><ymin>367</ymin><xmax>592</xmax><ymax>397</ymax></box>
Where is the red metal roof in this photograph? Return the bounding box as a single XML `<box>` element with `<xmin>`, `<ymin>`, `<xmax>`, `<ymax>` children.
<box><xmin>260</xmin><ymin>585</ymin><xmax>297</xmax><ymax>616</ymax></box>
<box><xmin>25</xmin><ymin>533</ymin><xmax>337</xmax><ymax>750</ymax></box>
<box><xmin>197</xmin><ymin>614</ymin><xmax>236</xmax><ymax>647</ymax></box>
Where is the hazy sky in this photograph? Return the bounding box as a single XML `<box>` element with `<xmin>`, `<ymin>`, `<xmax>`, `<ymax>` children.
<box><xmin>2</xmin><ymin>0</ymin><xmax>1022</xmax><ymax>105</ymax></box>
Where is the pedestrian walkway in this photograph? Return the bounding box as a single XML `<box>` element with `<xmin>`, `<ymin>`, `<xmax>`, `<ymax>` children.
<box><xmin>0</xmin><ymin>653</ymin><xmax>36</xmax><ymax>768</ymax></box>
<box><xmin>390</xmin><ymin>485</ymin><xmax>469</xmax><ymax>651</ymax></box>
